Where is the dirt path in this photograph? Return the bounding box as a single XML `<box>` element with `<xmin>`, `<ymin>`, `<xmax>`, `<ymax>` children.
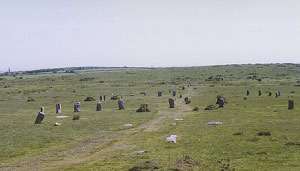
<box><xmin>0</xmin><ymin>89</ymin><xmax>194</xmax><ymax>171</ymax></box>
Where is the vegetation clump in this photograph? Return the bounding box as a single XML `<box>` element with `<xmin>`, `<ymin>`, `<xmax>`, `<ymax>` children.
<box><xmin>111</xmin><ymin>95</ymin><xmax>121</xmax><ymax>100</ymax></box>
<box><xmin>193</xmin><ymin>107</ymin><xmax>199</xmax><ymax>111</ymax></box>
<box><xmin>27</xmin><ymin>97</ymin><xmax>35</xmax><ymax>102</ymax></box>
<box><xmin>84</xmin><ymin>96</ymin><xmax>96</xmax><ymax>101</ymax></box>
<box><xmin>172</xmin><ymin>155</ymin><xmax>200</xmax><ymax>171</ymax></box>
<box><xmin>205</xmin><ymin>75</ymin><xmax>224</xmax><ymax>81</ymax></box>
<box><xmin>136</xmin><ymin>104</ymin><xmax>151</xmax><ymax>112</ymax></box>
<box><xmin>204</xmin><ymin>105</ymin><xmax>218</xmax><ymax>110</ymax></box>
<box><xmin>128</xmin><ymin>160</ymin><xmax>160</xmax><ymax>171</ymax></box>
<box><xmin>72</xmin><ymin>115</ymin><xmax>80</xmax><ymax>120</ymax></box>
<box><xmin>80</xmin><ymin>77</ymin><xmax>95</xmax><ymax>81</ymax></box>
<box><xmin>257</xmin><ymin>131</ymin><xmax>271</xmax><ymax>136</ymax></box>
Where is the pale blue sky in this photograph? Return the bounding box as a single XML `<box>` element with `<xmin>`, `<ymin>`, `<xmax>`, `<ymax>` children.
<box><xmin>0</xmin><ymin>0</ymin><xmax>300</xmax><ymax>71</ymax></box>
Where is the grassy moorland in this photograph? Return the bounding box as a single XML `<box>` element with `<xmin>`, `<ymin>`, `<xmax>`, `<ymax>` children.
<box><xmin>0</xmin><ymin>63</ymin><xmax>300</xmax><ymax>170</ymax></box>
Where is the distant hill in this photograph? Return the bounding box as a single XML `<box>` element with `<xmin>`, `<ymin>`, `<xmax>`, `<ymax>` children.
<box><xmin>0</xmin><ymin>64</ymin><xmax>299</xmax><ymax>81</ymax></box>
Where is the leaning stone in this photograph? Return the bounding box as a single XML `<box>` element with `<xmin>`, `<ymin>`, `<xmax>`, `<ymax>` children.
<box><xmin>34</xmin><ymin>107</ymin><xmax>45</xmax><ymax>124</ymax></box>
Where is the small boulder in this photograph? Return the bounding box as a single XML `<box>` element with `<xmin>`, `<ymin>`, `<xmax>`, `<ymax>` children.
<box><xmin>136</xmin><ymin>104</ymin><xmax>151</xmax><ymax>112</ymax></box>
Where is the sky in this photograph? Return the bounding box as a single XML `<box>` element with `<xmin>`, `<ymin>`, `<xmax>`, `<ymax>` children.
<box><xmin>0</xmin><ymin>0</ymin><xmax>300</xmax><ymax>71</ymax></box>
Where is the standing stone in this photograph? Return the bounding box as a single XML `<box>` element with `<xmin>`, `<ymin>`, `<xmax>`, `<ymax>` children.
<box><xmin>35</xmin><ymin>107</ymin><xmax>45</xmax><ymax>124</ymax></box>
<box><xmin>158</xmin><ymin>91</ymin><xmax>162</xmax><ymax>97</ymax></box>
<box><xmin>100</xmin><ymin>96</ymin><xmax>103</xmax><ymax>101</ymax></box>
<box><xmin>246</xmin><ymin>90</ymin><xmax>250</xmax><ymax>96</ymax></box>
<box><xmin>182</xmin><ymin>86</ymin><xmax>185</xmax><ymax>90</ymax></box>
<box><xmin>184</xmin><ymin>97</ymin><xmax>191</xmax><ymax>104</ymax></box>
<box><xmin>288</xmin><ymin>100</ymin><xmax>294</xmax><ymax>110</ymax></box>
<box><xmin>172</xmin><ymin>90</ymin><xmax>176</xmax><ymax>97</ymax></box>
<box><xmin>169</xmin><ymin>98</ymin><xmax>175</xmax><ymax>108</ymax></box>
<box><xmin>74</xmin><ymin>102</ymin><xmax>81</xmax><ymax>112</ymax></box>
<box><xmin>216</xmin><ymin>96</ymin><xmax>225</xmax><ymax>108</ymax></box>
<box><xmin>258</xmin><ymin>90</ymin><xmax>262</xmax><ymax>96</ymax></box>
<box><xmin>179</xmin><ymin>94</ymin><xmax>182</xmax><ymax>98</ymax></box>
<box><xmin>118</xmin><ymin>99</ymin><xmax>125</xmax><ymax>110</ymax></box>
<box><xmin>275</xmin><ymin>93</ymin><xmax>279</xmax><ymax>98</ymax></box>
<box><xmin>96</xmin><ymin>101</ymin><xmax>102</xmax><ymax>111</ymax></box>
<box><xmin>268</xmin><ymin>92</ymin><xmax>272</xmax><ymax>96</ymax></box>
<box><xmin>277</xmin><ymin>90</ymin><xmax>281</xmax><ymax>97</ymax></box>
<box><xmin>56</xmin><ymin>104</ymin><xmax>62</xmax><ymax>114</ymax></box>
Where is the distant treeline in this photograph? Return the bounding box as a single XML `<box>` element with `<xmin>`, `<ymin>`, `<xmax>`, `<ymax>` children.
<box><xmin>0</xmin><ymin>66</ymin><xmax>154</xmax><ymax>76</ymax></box>
<box><xmin>22</xmin><ymin>67</ymin><xmax>100</xmax><ymax>74</ymax></box>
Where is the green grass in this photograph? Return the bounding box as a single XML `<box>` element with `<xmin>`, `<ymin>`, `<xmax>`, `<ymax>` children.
<box><xmin>0</xmin><ymin>64</ymin><xmax>300</xmax><ymax>170</ymax></box>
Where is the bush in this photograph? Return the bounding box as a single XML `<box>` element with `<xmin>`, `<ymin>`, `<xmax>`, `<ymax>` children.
<box><xmin>27</xmin><ymin>97</ymin><xmax>35</xmax><ymax>102</ymax></box>
<box><xmin>193</xmin><ymin>107</ymin><xmax>199</xmax><ymax>111</ymax></box>
<box><xmin>84</xmin><ymin>96</ymin><xmax>95</xmax><ymax>101</ymax></box>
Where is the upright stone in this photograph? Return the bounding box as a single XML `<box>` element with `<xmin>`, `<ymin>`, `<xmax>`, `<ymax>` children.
<box><xmin>216</xmin><ymin>96</ymin><xmax>225</xmax><ymax>108</ymax></box>
<box><xmin>258</xmin><ymin>90</ymin><xmax>262</xmax><ymax>96</ymax></box>
<box><xmin>268</xmin><ymin>92</ymin><xmax>272</xmax><ymax>96</ymax></box>
<box><xmin>56</xmin><ymin>104</ymin><xmax>62</xmax><ymax>114</ymax></box>
<box><xmin>288</xmin><ymin>100</ymin><xmax>294</xmax><ymax>110</ymax></box>
<box><xmin>184</xmin><ymin>97</ymin><xmax>191</xmax><ymax>104</ymax></box>
<box><xmin>246</xmin><ymin>90</ymin><xmax>250</xmax><ymax>96</ymax></box>
<box><xmin>158</xmin><ymin>91</ymin><xmax>162</xmax><ymax>97</ymax></box>
<box><xmin>172</xmin><ymin>90</ymin><xmax>176</xmax><ymax>97</ymax></box>
<box><xmin>35</xmin><ymin>107</ymin><xmax>45</xmax><ymax>124</ymax></box>
<box><xmin>100</xmin><ymin>96</ymin><xmax>103</xmax><ymax>101</ymax></box>
<box><xmin>74</xmin><ymin>102</ymin><xmax>81</xmax><ymax>112</ymax></box>
<box><xmin>103</xmin><ymin>95</ymin><xmax>106</xmax><ymax>101</ymax></box>
<box><xmin>96</xmin><ymin>101</ymin><xmax>102</xmax><ymax>111</ymax></box>
<box><xmin>169</xmin><ymin>98</ymin><xmax>175</xmax><ymax>108</ymax></box>
<box><xmin>118</xmin><ymin>99</ymin><xmax>125</xmax><ymax>110</ymax></box>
